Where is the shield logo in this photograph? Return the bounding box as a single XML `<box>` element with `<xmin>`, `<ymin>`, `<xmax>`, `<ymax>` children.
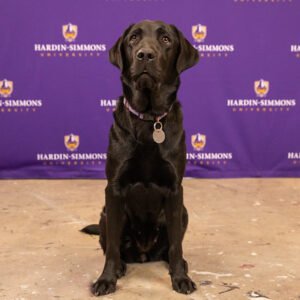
<box><xmin>192</xmin><ymin>24</ymin><xmax>207</xmax><ymax>43</ymax></box>
<box><xmin>62</xmin><ymin>23</ymin><xmax>78</xmax><ymax>42</ymax></box>
<box><xmin>64</xmin><ymin>134</ymin><xmax>80</xmax><ymax>151</ymax></box>
<box><xmin>191</xmin><ymin>133</ymin><xmax>206</xmax><ymax>151</ymax></box>
<box><xmin>0</xmin><ymin>79</ymin><xmax>13</xmax><ymax>98</ymax></box>
<box><xmin>254</xmin><ymin>79</ymin><xmax>269</xmax><ymax>98</ymax></box>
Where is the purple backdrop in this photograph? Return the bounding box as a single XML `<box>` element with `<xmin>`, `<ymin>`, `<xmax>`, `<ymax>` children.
<box><xmin>0</xmin><ymin>0</ymin><xmax>300</xmax><ymax>179</ymax></box>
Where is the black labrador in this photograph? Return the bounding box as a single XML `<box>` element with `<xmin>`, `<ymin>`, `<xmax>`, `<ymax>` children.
<box><xmin>82</xmin><ymin>20</ymin><xmax>199</xmax><ymax>296</ymax></box>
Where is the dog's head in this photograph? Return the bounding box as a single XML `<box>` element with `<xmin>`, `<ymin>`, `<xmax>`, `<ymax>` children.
<box><xmin>109</xmin><ymin>20</ymin><xmax>199</xmax><ymax>115</ymax></box>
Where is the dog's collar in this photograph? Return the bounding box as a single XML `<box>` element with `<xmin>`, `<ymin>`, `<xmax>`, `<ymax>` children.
<box><xmin>123</xmin><ymin>97</ymin><xmax>171</xmax><ymax>122</ymax></box>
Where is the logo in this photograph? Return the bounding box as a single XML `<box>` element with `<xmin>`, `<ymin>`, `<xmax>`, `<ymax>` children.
<box><xmin>0</xmin><ymin>78</ymin><xmax>43</xmax><ymax>113</ymax></box>
<box><xmin>187</xmin><ymin>133</ymin><xmax>233</xmax><ymax>167</ymax></box>
<box><xmin>62</xmin><ymin>23</ymin><xmax>78</xmax><ymax>42</ymax></box>
<box><xmin>192</xmin><ymin>23</ymin><xmax>235</xmax><ymax>57</ymax></box>
<box><xmin>192</xmin><ymin>24</ymin><xmax>207</xmax><ymax>43</ymax></box>
<box><xmin>254</xmin><ymin>79</ymin><xmax>269</xmax><ymax>98</ymax></box>
<box><xmin>0</xmin><ymin>79</ymin><xmax>13</xmax><ymax>98</ymax></box>
<box><xmin>227</xmin><ymin>79</ymin><xmax>296</xmax><ymax>112</ymax></box>
<box><xmin>288</xmin><ymin>152</ymin><xmax>300</xmax><ymax>166</ymax></box>
<box><xmin>99</xmin><ymin>98</ymin><xmax>118</xmax><ymax>112</ymax></box>
<box><xmin>291</xmin><ymin>44</ymin><xmax>300</xmax><ymax>58</ymax></box>
<box><xmin>191</xmin><ymin>133</ymin><xmax>206</xmax><ymax>151</ymax></box>
<box><xmin>34</xmin><ymin>23</ymin><xmax>106</xmax><ymax>57</ymax></box>
<box><xmin>64</xmin><ymin>134</ymin><xmax>80</xmax><ymax>152</ymax></box>
<box><xmin>37</xmin><ymin>134</ymin><xmax>107</xmax><ymax>166</ymax></box>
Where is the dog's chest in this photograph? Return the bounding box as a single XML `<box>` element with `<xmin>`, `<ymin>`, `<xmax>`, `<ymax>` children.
<box><xmin>121</xmin><ymin>142</ymin><xmax>176</xmax><ymax>188</ymax></box>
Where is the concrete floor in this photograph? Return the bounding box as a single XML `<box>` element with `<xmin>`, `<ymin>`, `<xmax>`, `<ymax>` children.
<box><xmin>0</xmin><ymin>179</ymin><xmax>299</xmax><ymax>300</ymax></box>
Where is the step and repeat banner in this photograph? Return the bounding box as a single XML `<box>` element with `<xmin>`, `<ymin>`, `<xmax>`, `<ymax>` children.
<box><xmin>0</xmin><ymin>0</ymin><xmax>300</xmax><ymax>179</ymax></box>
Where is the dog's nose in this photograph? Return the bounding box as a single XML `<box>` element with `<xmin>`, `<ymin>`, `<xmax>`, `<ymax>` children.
<box><xmin>136</xmin><ymin>48</ymin><xmax>156</xmax><ymax>61</ymax></box>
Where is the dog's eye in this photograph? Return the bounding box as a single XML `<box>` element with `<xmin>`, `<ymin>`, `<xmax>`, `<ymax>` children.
<box><xmin>130</xmin><ymin>34</ymin><xmax>137</xmax><ymax>42</ymax></box>
<box><xmin>162</xmin><ymin>36</ymin><xmax>171</xmax><ymax>43</ymax></box>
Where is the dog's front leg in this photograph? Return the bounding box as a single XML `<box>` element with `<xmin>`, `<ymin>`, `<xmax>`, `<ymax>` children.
<box><xmin>92</xmin><ymin>184</ymin><xmax>126</xmax><ymax>296</ymax></box>
<box><xmin>164</xmin><ymin>185</ymin><xmax>196</xmax><ymax>294</ymax></box>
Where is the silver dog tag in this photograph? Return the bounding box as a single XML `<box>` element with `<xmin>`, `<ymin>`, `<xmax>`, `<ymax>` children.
<box><xmin>153</xmin><ymin>121</ymin><xmax>165</xmax><ymax>144</ymax></box>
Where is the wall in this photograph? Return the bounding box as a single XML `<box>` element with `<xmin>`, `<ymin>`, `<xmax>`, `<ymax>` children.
<box><xmin>0</xmin><ymin>0</ymin><xmax>299</xmax><ymax>178</ymax></box>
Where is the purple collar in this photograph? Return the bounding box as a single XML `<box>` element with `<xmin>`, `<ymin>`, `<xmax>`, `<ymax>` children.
<box><xmin>123</xmin><ymin>98</ymin><xmax>171</xmax><ymax>122</ymax></box>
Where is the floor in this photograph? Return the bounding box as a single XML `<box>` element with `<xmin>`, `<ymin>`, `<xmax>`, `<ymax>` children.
<box><xmin>0</xmin><ymin>179</ymin><xmax>299</xmax><ymax>300</ymax></box>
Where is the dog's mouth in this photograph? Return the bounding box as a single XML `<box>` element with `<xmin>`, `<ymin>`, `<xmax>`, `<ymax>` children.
<box><xmin>131</xmin><ymin>68</ymin><xmax>159</xmax><ymax>90</ymax></box>
<box><xmin>134</xmin><ymin>70</ymin><xmax>155</xmax><ymax>80</ymax></box>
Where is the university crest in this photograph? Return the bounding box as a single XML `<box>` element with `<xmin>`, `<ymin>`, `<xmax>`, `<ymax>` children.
<box><xmin>0</xmin><ymin>79</ymin><xmax>13</xmax><ymax>98</ymax></box>
<box><xmin>192</xmin><ymin>24</ymin><xmax>207</xmax><ymax>43</ymax></box>
<box><xmin>254</xmin><ymin>79</ymin><xmax>269</xmax><ymax>98</ymax></box>
<box><xmin>64</xmin><ymin>134</ymin><xmax>80</xmax><ymax>151</ymax></box>
<box><xmin>191</xmin><ymin>133</ymin><xmax>206</xmax><ymax>151</ymax></box>
<box><xmin>62</xmin><ymin>23</ymin><xmax>78</xmax><ymax>42</ymax></box>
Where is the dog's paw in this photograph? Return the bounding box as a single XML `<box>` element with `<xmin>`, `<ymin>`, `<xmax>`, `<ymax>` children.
<box><xmin>171</xmin><ymin>275</ymin><xmax>197</xmax><ymax>294</ymax></box>
<box><xmin>116</xmin><ymin>260</ymin><xmax>127</xmax><ymax>278</ymax></box>
<box><xmin>91</xmin><ymin>277</ymin><xmax>117</xmax><ymax>296</ymax></box>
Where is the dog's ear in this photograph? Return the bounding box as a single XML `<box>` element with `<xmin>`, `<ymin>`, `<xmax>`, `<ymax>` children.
<box><xmin>109</xmin><ymin>24</ymin><xmax>134</xmax><ymax>70</ymax></box>
<box><xmin>172</xmin><ymin>25</ymin><xmax>199</xmax><ymax>73</ymax></box>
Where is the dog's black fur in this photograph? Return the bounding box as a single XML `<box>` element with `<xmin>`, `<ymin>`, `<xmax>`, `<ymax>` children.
<box><xmin>82</xmin><ymin>20</ymin><xmax>199</xmax><ymax>296</ymax></box>
<box><xmin>82</xmin><ymin>205</ymin><xmax>188</xmax><ymax>264</ymax></box>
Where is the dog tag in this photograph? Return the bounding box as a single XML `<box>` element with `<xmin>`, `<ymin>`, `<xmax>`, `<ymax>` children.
<box><xmin>153</xmin><ymin>121</ymin><xmax>165</xmax><ymax>144</ymax></box>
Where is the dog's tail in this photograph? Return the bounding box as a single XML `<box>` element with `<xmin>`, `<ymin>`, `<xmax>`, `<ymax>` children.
<box><xmin>80</xmin><ymin>224</ymin><xmax>100</xmax><ymax>235</ymax></box>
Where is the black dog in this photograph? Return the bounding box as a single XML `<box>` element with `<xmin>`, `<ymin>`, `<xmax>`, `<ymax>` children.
<box><xmin>82</xmin><ymin>20</ymin><xmax>199</xmax><ymax>296</ymax></box>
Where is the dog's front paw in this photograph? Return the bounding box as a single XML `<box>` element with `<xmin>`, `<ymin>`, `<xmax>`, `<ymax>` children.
<box><xmin>91</xmin><ymin>277</ymin><xmax>117</xmax><ymax>296</ymax></box>
<box><xmin>171</xmin><ymin>275</ymin><xmax>197</xmax><ymax>294</ymax></box>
